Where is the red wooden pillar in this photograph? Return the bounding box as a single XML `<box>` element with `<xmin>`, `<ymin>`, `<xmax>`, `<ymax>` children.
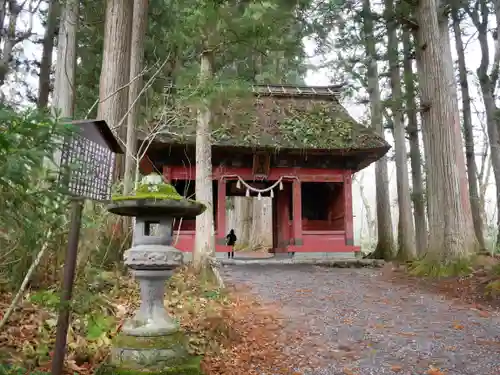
<box><xmin>292</xmin><ymin>179</ymin><xmax>303</xmax><ymax>246</ymax></box>
<box><xmin>276</xmin><ymin>185</ymin><xmax>291</xmax><ymax>252</ymax></box>
<box><xmin>216</xmin><ymin>178</ymin><xmax>226</xmax><ymax>245</ymax></box>
<box><xmin>343</xmin><ymin>171</ymin><xmax>354</xmax><ymax>246</ymax></box>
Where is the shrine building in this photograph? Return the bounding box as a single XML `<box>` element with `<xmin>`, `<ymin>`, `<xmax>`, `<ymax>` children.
<box><xmin>138</xmin><ymin>84</ymin><xmax>390</xmax><ymax>259</ymax></box>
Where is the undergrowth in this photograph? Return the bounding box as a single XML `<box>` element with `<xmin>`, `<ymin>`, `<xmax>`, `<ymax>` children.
<box><xmin>0</xmin><ymin>265</ymin><xmax>302</xmax><ymax>375</ymax></box>
<box><xmin>408</xmin><ymin>257</ymin><xmax>473</xmax><ymax>277</ymax></box>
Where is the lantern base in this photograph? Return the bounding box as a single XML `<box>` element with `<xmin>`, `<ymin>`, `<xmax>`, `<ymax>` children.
<box><xmin>122</xmin><ymin>268</ymin><xmax>178</xmax><ymax>336</ymax></box>
<box><xmin>107</xmin><ymin>333</ymin><xmax>202</xmax><ymax>374</ymax></box>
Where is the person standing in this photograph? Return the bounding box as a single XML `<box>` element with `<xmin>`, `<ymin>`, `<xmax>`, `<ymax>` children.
<box><xmin>226</xmin><ymin>229</ymin><xmax>237</xmax><ymax>259</ymax></box>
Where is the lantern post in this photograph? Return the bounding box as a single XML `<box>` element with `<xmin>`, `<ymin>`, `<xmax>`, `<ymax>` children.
<box><xmin>51</xmin><ymin>119</ymin><xmax>123</xmax><ymax>375</ymax></box>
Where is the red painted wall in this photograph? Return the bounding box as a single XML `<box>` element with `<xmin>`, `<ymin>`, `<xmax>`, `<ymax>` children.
<box><xmin>140</xmin><ymin>164</ymin><xmax>358</xmax><ymax>253</ymax></box>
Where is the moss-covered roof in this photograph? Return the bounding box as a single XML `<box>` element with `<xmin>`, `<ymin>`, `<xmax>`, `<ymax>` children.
<box><xmin>139</xmin><ymin>84</ymin><xmax>390</xmax><ymax>154</ymax></box>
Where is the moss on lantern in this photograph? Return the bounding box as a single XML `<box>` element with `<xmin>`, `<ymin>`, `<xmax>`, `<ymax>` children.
<box><xmin>111</xmin><ymin>174</ymin><xmax>197</xmax><ymax>203</ymax></box>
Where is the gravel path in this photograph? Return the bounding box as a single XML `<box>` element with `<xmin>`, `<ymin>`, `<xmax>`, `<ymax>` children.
<box><xmin>221</xmin><ymin>265</ymin><xmax>500</xmax><ymax>375</ymax></box>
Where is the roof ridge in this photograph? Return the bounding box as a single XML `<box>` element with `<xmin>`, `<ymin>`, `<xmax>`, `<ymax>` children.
<box><xmin>251</xmin><ymin>84</ymin><xmax>343</xmax><ymax>97</ymax></box>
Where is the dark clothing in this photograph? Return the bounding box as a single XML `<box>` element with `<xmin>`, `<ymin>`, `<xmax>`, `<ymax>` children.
<box><xmin>226</xmin><ymin>229</ymin><xmax>237</xmax><ymax>258</ymax></box>
<box><xmin>226</xmin><ymin>230</ymin><xmax>237</xmax><ymax>246</ymax></box>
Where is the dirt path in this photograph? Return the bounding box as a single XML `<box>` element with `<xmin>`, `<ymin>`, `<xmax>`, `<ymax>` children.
<box><xmin>221</xmin><ymin>265</ymin><xmax>500</xmax><ymax>375</ymax></box>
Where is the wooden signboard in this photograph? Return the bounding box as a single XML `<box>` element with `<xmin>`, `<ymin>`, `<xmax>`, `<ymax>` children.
<box><xmin>252</xmin><ymin>152</ymin><xmax>270</xmax><ymax>178</ymax></box>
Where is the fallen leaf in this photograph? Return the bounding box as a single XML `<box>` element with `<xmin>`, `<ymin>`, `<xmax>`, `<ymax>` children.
<box><xmin>343</xmin><ymin>368</ymin><xmax>357</xmax><ymax>375</ymax></box>
<box><xmin>390</xmin><ymin>365</ymin><xmax>403</xmax><ymax>372</ymax></box>
<box><xmin>477</xmin><ymin>310</ymin><xmax>490</xmax><ymax>318</ymax></box>
<box><xmin>427</xmin><ymin>366</ymin><xmax>445</xmax><ymax>375</ymax></box>
<box><xmin>398</xmin><ymin>331</ymin><xmax>417</xmax><ymax>337</ymax></box>
<box><xmin>476</xmin><ymin>339</ymin><xmax>500</xmax><ymax>346</ymax></box>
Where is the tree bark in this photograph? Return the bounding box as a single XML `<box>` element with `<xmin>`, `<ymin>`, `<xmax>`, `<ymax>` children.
<box><xmin>0</xmin><ymin>1</ymin><xmax>23</xmax><ymax>87</ymax></box>
<box><xmin>362</xmin><ymin>0</ymin><xmax>394</xmax><ymax>260</ymax></box>
<box><xmin>193</xmin><ymin>48</ymin><xmax>217</xmax><ymax>272</ymax></box>
<box><xmin>97</xmin><ymin>0</ymin><xmax>133</xmax><ymax>180</ymax></box>
<box><xmin>52</xmin><ymin>0</ymin><xmax>78</xmax><ymax>119</ymax></box>
<box><xmin>452</xmin><ymin>9</ymin><xmax>486</xmax><ymax>251</ymax></box>
<box><xmin>414</xmin><ymin>0</ymin><xmax>478</xmax><ymax>262</ymax></box>
<box><xmin>438</xmin><ymin>10</ymin><xmax>473</xmax><ymax>226</ymax></box>
<box><xmin>385</xmin><ymin>0</ymin><xmax>416</xmax><ymax>260</ymax></box>
<box><xmin>0</xmin><ymin>1</ymin><xmax>7</xmax><ymax>46</ymax></box>
<box><xmin>124</xmin><ymin>0</ymin><xmax>149</xmax><ymax>195</ymax></box>
<box><xmin>38</xmin><ymin>0</ymin><xmax>59</xmax><ymax>109</ymax></box>
<box><xmin>402</xmin><ymin>29</ymin><xmax>427</xmax><ymax>255</ymax></box>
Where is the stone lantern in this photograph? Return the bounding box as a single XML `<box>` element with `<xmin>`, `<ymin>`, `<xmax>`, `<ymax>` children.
<box><xmin>106</xmin><ymin>173</ymin><xmax>205</xmax><ymax>374</ymax></box>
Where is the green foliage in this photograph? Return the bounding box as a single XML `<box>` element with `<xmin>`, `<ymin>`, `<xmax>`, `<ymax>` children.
<box><xmin>27</xmin><ymin>289</ymin><xmax>60</xmax><ymax>308</ymax></box>
<box><xmin>86</xmin><ymin>314</ymin><xmax>116</xmax><ymax>341</ymax></box>
<box><xmin>0</xmin><ymin>365</ymin><xmax>50</xmax><ymax>375</ymax></box>
<box><xmin>0</xmin><ymin>108</ymin><xmax>128</xmax><ymax>291</ymax></box>
<box><xmin>76</xmin><ymin>0</ymin><xmax>311</xmax><ymax>122</ymax></box>
<box><xmin>0</xmin><ymin>109</ymin><xmax>72</xmax><ymax>290</ymax></box>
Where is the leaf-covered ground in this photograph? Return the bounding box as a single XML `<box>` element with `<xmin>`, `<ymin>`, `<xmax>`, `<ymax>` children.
<box><xmin>222</xmin><ymin>263</ymin><xmax>500</xmax><ymax>375</ymax></box>
<box><xmin>2</xmin><ymin>261</ymin><xmax>500</xmax><ymax>375</ymax></box>
<box><xmin>0</xmin><ymin>266</ymin><xmax>307</xmax><ymax>375</ymax></box>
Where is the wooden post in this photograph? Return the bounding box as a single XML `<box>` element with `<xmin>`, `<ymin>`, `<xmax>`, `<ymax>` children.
<box><xmin>343</xmin><ymin>171</ymin><xmax>354</xmax><ymax>246</ymax></box>
<box><xmin>162</xmin><ymin>165</ymin><xmax>172</xmax><ymax>183</ymax></box>
<box><xmin>292</xmin><ymin>179</ymin><xmax>303</xmax><ymax>245</ymax></box>
<box><xmin>216</xmin><ymin>178</ymin><xmax>226</xmax><ymax>244</ymax></box>
<box><xmin>276</xmin><ymin>185</ymin><xmax>291</xmax><ymax>252</ymax></box>
<box><xmin>51</xmin><ymin>199</ymin><xmax>84</xmax><ymax>375</ymax></box>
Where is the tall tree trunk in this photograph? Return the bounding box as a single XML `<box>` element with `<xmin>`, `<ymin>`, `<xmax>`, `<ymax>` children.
<box><xmin>467</xmin><ymin>0</ymin><xmax>500</xmax><ymax>251</ymax></box>
<box><xmin>97</xmin><ymin>0</ymin><xmax>133</xmax><ymax>180</ymax></box>
<box><xmin>438</xmin><ymin>10</ymin><xmax>474</xmax><ymax>227</ymax></box>
<box><xmin>193</xmin><ymin>49</ymin><xmax>217</xmax><ymax>273</ymax></box>
<box><xmin>480</xmin><ymin>155</ymin><xmax>492</xmax><ymax>224</ymax></box>
<box><xmin>402</xmin><ymin>30</ymin><xmax>427</xmax><ymax>255</ymax></box>
<box><xmin>0</xmin><ymin>1</ymin><xmax>7</xmax><ymax>46</ymax></box>
<box><xmin>124</xmin><ymin>0</ymin><xmax>149</xmax><ymax>194</ymax></box>
<box><xmin>38</xmin><ymin>0</ymin><xmax>59</xmax><ymax>109</ymax></box>
<box><xmin>52</xmin><ymin>0</ymin><xmax>77</xmax><ymax>119</ymax></box>
<box><xmin>452</xmin><ymin>10</ymin><xmax>486</xmax><ymax>251</ymax></box>
<box><xmin>0</xmin><ymin>1</ymin><xmax>22</xmax><ymax>87</ymax></box>
<box><xmin>363</xmin><ymin>0</ymin><xmax>394</xmax><ymax>260</ymax></box>
<box><xmin>385</xmin><ymin>0</ymin><xmax>416</xmax><ymax>260</ymax></box>
<box><xmin>414</xmin><ymin>0</ymin><xmax>478</xmax><ymax>265</ymax></box>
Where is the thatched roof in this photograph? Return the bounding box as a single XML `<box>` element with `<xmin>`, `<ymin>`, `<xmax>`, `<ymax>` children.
<box><xmin>139</xmin><ymin>84</ymin><xmax>390</xmax><ymax>158</ymax></box>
